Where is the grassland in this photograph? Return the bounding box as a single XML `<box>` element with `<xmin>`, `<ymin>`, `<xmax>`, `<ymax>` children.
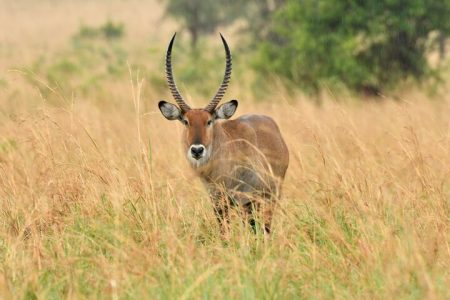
<box><xmin>0</xmin><ymin>1</ymin><xmax>449</xmax><ymax>299</ymax></box>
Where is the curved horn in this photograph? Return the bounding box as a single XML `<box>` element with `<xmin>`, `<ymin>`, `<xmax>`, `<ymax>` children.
<box><xmin>204</xmin><ymin>33</ymin><xmax>232</xmax><ymax>112</ymax></box>
<box><xmin>166</xmin><ymin>33</ymin><xmax>191</xmax><ymax>112</ymax></box>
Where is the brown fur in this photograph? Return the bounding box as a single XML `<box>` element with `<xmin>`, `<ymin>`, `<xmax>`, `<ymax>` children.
<box><xmin>183</xmin><ymin>110</ymin><xmax>213</xmax><ymax>148</ymax></box>
<box><xmin>183</xmin><ymin>111</ymin><xmax>289</xmax><ymax>233</ymax></box>
<box><xmin>159</xmin><ymin>34</ymin><xmax>289</xmax><ymax>233</ymax></box>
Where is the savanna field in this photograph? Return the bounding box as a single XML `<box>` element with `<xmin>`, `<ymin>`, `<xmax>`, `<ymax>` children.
<box><xmin>0</xmin><ymin>1</ymin><xmax>449</xmax><ymax>299</ymax></box>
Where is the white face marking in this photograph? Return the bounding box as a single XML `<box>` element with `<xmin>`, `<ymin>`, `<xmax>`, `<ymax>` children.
<box><xmin>187</xmin><ymin>144</ymin><xmax>211</xmax><ymax>168</ymax></box>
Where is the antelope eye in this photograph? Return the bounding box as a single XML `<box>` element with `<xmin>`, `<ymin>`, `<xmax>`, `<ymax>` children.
<box><xmin>207</xmin><ymin>120</ymin><xmax>213</xmax><ymax>127</ymax></box>
<box><xmin>182</xmin><ymin>119</ymin><xmax>189</xmax><ymax>126</ymax></box>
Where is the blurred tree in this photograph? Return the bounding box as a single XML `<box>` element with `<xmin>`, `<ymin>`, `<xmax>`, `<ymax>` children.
<box><xmin>241</xmin><ymin>0</ymin><xmax>285</xmax><ymax>44</ymax></box>
<box><xmin>438</xmin><ymin>32</ymin><xmax>446</xmax><ymax>62</ymax></box>
<box><xmin>164</xmin><ymin>0</ymin><xmax>244</xmax><ymax>49</ymax></box>
<box><xmin>254</xmin><ymin>0</ymin><xmax>450</xmax><ymax>95</ymax></box>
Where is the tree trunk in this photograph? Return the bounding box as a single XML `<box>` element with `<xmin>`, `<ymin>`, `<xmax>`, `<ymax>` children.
<box><xmin>438</xmin><ymin>32</ymin><xmax>446</xmax><ymax>63</ymax></box>
<box><xmin>189</xmin><ymin>26</ymin><xmax>198</xmax><ymax>50</ymax></box>
<box><xmin>188</xmin><ymin>3</ymin><xmax>199</xmax><ymax>51</ymax></box>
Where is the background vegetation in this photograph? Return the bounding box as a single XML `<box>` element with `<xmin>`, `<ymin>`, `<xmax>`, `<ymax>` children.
<box><xmin>165</xmin><ymin>0</ymin><xmax>450</xmax><ymax>96</ymax></box>
<box><xmin>0</xmin><ymin>0</ymin><xmax>449</xmax><ymax>299</ymax></box>
<box><xmin>254</xmin><ymin>0</ymin><xmax>450</xmax><ymax>95</ymax></box>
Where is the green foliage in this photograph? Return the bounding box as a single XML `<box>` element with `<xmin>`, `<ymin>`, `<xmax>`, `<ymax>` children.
<box><xmin>75</xmin><ymin>20</ymin><xmax>125</xmax><ymax>41</ymax></box>
<box><xmin>255</xmin><ymin>0</ymin><xmax>450</xmax><ymax>95</ymax></box>
<box><xmin>157</xmin><ymin>37</ymin><xmax>242</xmax><ymax>99</ymax></box>
<box><xmin>176</xmin><ymin>50</ymin><xmax>227</xmax><ymax>97</ymax></box>
<box><xmin>27</xmin><ymin>21</ymin><xmax>127</xmax><ymax>101</ymax></box>
<box><xmin>164</xmin><ymin>0</ymin><xmax>244</xmax><ymax>48</ymax></box>
<box><xmin>100</xmin><ymin>20</ymin><xmax>125</xmax><ymax>40</ymax></box>
<box><xmin>0</xmin><ymin>138</ymin><xmax>17</xmax><ymax>154</ymax></box>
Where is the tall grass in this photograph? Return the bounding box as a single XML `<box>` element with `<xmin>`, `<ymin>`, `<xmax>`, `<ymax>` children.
<box><xmin>1</xmin><ymin>76</ymin><xmax>449</xmax><ymax>298</ymax></box>
<box><xmin>0</xmin><ymin>0</ymin><xmax>449</xmax><ymax>299</ymax></box>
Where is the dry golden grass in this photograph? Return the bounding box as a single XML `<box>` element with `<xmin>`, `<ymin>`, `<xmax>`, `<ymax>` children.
<box><xmin>0</xmin><ymin>1</ymin><xmax>449</xmax><ymax>299</ymax></box>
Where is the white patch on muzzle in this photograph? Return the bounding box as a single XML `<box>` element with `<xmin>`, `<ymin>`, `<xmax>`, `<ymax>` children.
<box><xmin>187</xmin><ymin>144</ymin><xmax>211</xmax><ymax>168</ymax></box>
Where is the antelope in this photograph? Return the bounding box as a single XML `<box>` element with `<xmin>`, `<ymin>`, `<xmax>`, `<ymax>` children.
<box><xmin>158</xmin><ymin>33</ymin><xmax>289</xmax><ymax>234</ymax></box>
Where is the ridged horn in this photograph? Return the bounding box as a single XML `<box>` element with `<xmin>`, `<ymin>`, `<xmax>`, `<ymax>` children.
<box><xmin>204</xmin><ymin>33</ymin><xmax>232</xmax><ymax>112</ymax></box>
<box><xmin>166</xmin><ymin>33</ymin><xmax>191</xmax><ymax>112</ymax></box>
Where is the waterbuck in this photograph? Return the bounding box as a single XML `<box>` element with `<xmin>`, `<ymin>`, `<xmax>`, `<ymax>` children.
<box><xmin>158</xmin><ymin>33</ymin><xmax>289</xmax><ymax>234</ymax></box>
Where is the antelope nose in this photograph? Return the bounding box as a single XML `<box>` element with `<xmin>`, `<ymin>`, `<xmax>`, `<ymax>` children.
<box><xmin>190</xmin><ymin>145</ymin><xmax>205</xmax><ymax>159</ymax></box>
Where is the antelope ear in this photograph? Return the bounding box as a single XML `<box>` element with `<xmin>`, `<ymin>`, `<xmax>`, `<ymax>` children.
<box><xmin>158</xmin><ymin>101</ymin><xmax>181</xmax><ymax>120</ymax></box>
<box><xmin>214</xmin><ymin>100</ymin><xmax>238</xmax><ymax>120</ymax></box>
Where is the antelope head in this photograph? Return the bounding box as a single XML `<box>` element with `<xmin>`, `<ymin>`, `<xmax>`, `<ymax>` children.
<box><xmin>158</xmin><ymin>33</ymin><xmax>238</xmax><ymax>167</ymax></box>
